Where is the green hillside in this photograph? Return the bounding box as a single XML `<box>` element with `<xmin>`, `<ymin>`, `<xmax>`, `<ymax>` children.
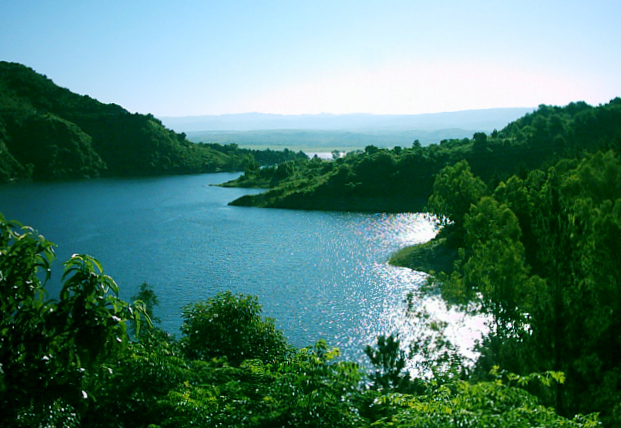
<box><xmin>0</xmin><ymin>62</ymin><xmax>306</xmax><ymax>182</ymax></box>
<box><xmin>226</xmin><ymin>99</ymin><xmax>621</xmax><ymax>212</ymax></box>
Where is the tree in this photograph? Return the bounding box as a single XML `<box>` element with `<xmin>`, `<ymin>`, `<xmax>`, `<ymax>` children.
<box><xmin>377</xmin><ymin>369</ymin><xmax>598</xmax><ymax>428</ymax></box>
<box><xmin>427</xmin><ymin>160</ymin><xmax>487</xmax><ymax>244</ymax></box>
<box><xmin>364</xmin><ymin>334</ymin><xmax>410</xmax><ymax>392</ymax></box>
<box><xmin>364</xmin><ymin>145</ymin><xmax>380</xmax><ymax>155</ymax></box>
<box><xmin>439</xmin><ymin>152</ymin><xmax>621</xmax><ymax>423</ymax></box>
<box><xmin>131</xmin><ymin>282</ymin><xmax>161</xmax><ymax>326</ymax></box>
<box><xmin>0</xmin><ymin>213</ymin><xmax>141</xmax><ymax>426</ymax></box>
<box><xmin>271</xmin><ymin>340</ymin><xmax>364</xmax><ymax>428</ymax></box>
<box><xmin>472</xmin><ymin>131</ymin><xmax>488</xmax><ymax>151</ymax></box>
<box><xmin>461</xmin><ymin>197</ymin><xmax>534</xmax><ymax>330</ymax></box>
<box><xmin>525</xmin><ymin>151</ymin><xmax>621</xmax><ymax>420</ymax></box>
<box><xmin>180</xmin><ymin>291</ymin><xmax>291</xmax><ymax>365</ymax></box>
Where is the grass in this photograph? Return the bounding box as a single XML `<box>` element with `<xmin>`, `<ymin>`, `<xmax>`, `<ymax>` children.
<box><xmin>388</xmin><ymin>236</ymin><xmax>458</xmax><ymax>275</ymax></box>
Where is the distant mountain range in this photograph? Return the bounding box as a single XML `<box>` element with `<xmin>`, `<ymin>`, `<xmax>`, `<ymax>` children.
<box><xmin>159</xmin><ymin>109</ymin><xmax>535</xmax><ymax>151</ymax></box>
<box><xmin>159</xmin><ymin>108</ymin><xmax>535</xmax><ymax>133</ymax></box>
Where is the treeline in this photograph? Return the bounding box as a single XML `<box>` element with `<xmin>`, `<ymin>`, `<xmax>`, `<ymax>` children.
<box><xmin>420</xmin><ymin>150</ymin><xmax>621</xmax><ymax>425</ymax></box>
<box><xmin>198</xmin><ymin>142</ymin><xmax>307</xmax><ymax>170</ymax></box>
<box><xmin>226</xmin><ymin>98</ymin><xmax>621</xmax><ymax>212</ymax></box>
<box><xmin>0</xmin><ymin>62</ymin><xmax>306</xmax><ymax>182</ymax></box>
<box><xmin>385</xmin><ymin>100</ymin><xmax>621</xmax><ymax>424</ymax></box>
<box><xmin>0</xmin><ymin>214</ymin><xmax>598</xmax><ymax>427</ymax></box>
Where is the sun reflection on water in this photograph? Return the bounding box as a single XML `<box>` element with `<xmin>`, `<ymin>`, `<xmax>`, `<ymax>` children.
<box><xmin>0</xmin><ymin>176</ymin><xmax>488</xmax><ymax>371</ymax></box>
<box><xmin>345</xmin><ymin>212</ymin><xmax>488</xmax><ymax>370</ymax></box>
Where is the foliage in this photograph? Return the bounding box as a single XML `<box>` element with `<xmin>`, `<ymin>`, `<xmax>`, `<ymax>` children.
<box><xmin>131</xmin><ymin>282</ymin><xmax>161</xmax><ymax>328</ymax></box>
<box><xmin>388</xmin><ymin>236</ymin><xmax>458</xmax><ymax>274</ymax></box>
<box><xmin>226</xmin><ymin>98</ymin><xmax>621</xmax><ymax>214</ymax></box>
<box><xmin>267</xmin><ymin>340</ymin><xmax>365</xmax><ymax>427</ymax></box>
<box><xmin>427</xmin><ymin>159</ymin><xmax>488</xmax><ymax>242</ymax></box>
<box><xmin>1</xmin><ymin>211</ymin><xmax>598</xmax><ymax>427</ymax></box>
<box><xmin>364</xmin><ymin>334</ymin><xmax>410</xmax><ymax>392</ymax></box>
<box><xmin>149</xmin><ymin>340</ymin><xmax>365</xmax><ymax>428</ymax></box>
<box><xmin>423</xmin><ymin>150</ymin><xmax>621</xmax><ymax>424</ymax></box>
<box><xmin>180</xmin><ymin>291</ymin><xmax>292</xmax><ymax>365</ymax></box>
<box><xmin>374</xmin><ymin>375</ymin><xmax>599</xmax><ymax>428</ymax></box>
<box><xmin>87</xmin><ymin>330</ymin><xmax>188</xmax><ymax>427</ymax></box>
<box><xmin>0</xmin><ymin>213</ymin><xmax>143</xmax><ymax>426</ymax></box>
<box><xmin>0</xmin><ymin>61</ymin><xmax>306</xmax><ymax>182</ymax></box>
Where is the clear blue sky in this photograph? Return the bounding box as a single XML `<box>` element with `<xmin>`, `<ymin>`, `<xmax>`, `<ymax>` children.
<box><xmin>2</xmin><ymin>1</ymin><xmax>620</xmax><ymax>116</ymax></box>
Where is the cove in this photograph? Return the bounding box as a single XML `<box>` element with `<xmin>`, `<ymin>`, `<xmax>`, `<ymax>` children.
<box><xmin>0</xmin><ymin>172</ymin><xmax>482</xmax><ymax>363</ymax></box>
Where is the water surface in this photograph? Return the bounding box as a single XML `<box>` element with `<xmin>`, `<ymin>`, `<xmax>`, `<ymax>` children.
<box><xmin>0</xmin><ymin>173</ymin><xmax>481</xmax><ymax>363</ymax></box>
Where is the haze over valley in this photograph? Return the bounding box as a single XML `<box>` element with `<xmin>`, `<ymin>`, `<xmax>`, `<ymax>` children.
<box><xmin>160</xmin><ymin>108</ymin><xmax>534</xmax><ymax>151</ymax></box>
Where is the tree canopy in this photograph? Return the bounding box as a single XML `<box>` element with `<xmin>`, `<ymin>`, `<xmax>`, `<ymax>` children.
<box><xmin>423</xmin><ymin>151</ymin><xmax>621</xmax><ymax>424</ymax></box>
<box><xmin>0</xmin><ymin>61</ymin><xmax>306</xmax><ymax>182</ymax></box>
<box><xmin>0</xmin><ymin>212</ymin><xmax>599</xmax><ymax>427</ymax></box>
<box><xmin>225</xmin><ymin>98</ymin><xmax>621</xmax><ymax>213</ymax></box>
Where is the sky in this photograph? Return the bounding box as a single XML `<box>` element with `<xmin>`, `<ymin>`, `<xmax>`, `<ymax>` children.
<box><xmin>1</xmin><ymin>0</ymin><xmax>620</xmax><ymax>117</ymax></box>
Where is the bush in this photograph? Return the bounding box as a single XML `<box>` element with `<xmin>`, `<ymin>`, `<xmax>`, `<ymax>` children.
<box><xmin>180</xmin><ymin>291</ymin><xmax>291</xmax><ymax>365</ymax></box>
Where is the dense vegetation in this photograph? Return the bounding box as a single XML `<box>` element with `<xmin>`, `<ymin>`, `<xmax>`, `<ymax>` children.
<box><xmin>417</xmin><ymin>150</ymin><xmax>621</xmax><ymax>425</ymax></box>
<box><xmin>0</xmin><ymin>62</ymin><xmax>306</xmax><ymax>182</ymax></box>
<box><xmin>222</xmin><ymin>98</ymin><xmax>621</xmax><ymax>425</ymax></box>
<box><xmin>0</xmin><ymin>213</ymin><xmax>599</xmax><ymax>426</ymax></box>
<box><xmin>389</xmin><ymin>100</ymin><xmax>621</xmax><ymax>425</ymax></box>
<box><xmin>225</xmin><ymin>99</ymin><xmax>621</xmax><ymax>213</ymax></box>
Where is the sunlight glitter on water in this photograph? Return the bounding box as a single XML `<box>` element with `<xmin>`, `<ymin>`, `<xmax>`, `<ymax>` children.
<box><xmin>365</xmin><ymin>261</ymin><xmax>489</xmax><ymax>372</ymax></box>
<box><xmin>357</xmin><ymin>212</ymin><xmax>439</xmax><ymax>251</ymax></box>
<box><xmin>358</xmin><ymin>212</ymin><xmax>489</xmax><ymax>368</ymax></box>
<box><xmin>0</xmin><ymin>175</ymin><xmax>488</xmax><ymax>369</ymax></box>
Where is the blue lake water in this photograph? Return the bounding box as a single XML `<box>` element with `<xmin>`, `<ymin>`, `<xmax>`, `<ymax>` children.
<box><xmin>0</xmin><ymin>172</ymin><xmax>482</xmax><ymax>364</ymax></box>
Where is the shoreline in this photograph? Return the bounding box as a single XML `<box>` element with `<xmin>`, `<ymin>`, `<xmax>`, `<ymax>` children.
<box><xmin>388</xmin><ymin>236</ymin><xmax>457</xmax><ymax>275</ymax></box>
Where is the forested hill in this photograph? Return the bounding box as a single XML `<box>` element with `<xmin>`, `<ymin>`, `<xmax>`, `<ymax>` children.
<box><xmin>227</xmin><ymin>98</ymin><xmax>621</xmax><ymax>212</ymax></box>
<box><xmin>0</xmin><ymin>62</ymin><xmax>305</xmax><ymax>182</ymax></box>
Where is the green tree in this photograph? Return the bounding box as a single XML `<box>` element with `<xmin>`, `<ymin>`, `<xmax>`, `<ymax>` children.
<box><xmin>243</xmin><ymin>154</ymin><xmax>261</xmax><ymax>176</ymax></box>
<box><xmin>180</xmin><ymin>291</ymin><xmax>291</xmax><ymax>365</ymax></box>
<box><xmin>427</xmin><ymin>160</ymin><xmax>487</xmax><ymax>244</ymax></box>
<box><xmin>525</xmin><ymin>151</ymin><xmax>621</xmax><ymax>420</ymax></box>
<box><xmin>364</xmin><ymin>334</ymin><xmax>410</xmax><ymax>392</ymax></box>
<box><xmin>462</xmin><ymin>197</ymin><xmax>534</xmax><ymax>330</ymax></box>
<box><xmin>90</xmin><ymin>330</ymin><xmax>188</xmax><ymax>427</ymax></box>
<box><xmin>0</xmin><ymin>213</ymin><xmax>141</xmax><ymax>426</ymax></box>
<box><xmin>270</xmin><ymin>340</ymin><xmax>364</xmax><ymax>428</ymax></box>
<box><xmin>441</xmin><ymin>152</ymin><xmax>621</xmax><ymax>423</ymax></box>
<box><xmin>375</xmin><ymin>369</ymin><xmax>598</xmax><ymax>428</ymax></box>
<box><xmin>472</xmin><ymin>131</ymin><xmax>488</xmax><ymax>151</ymax></box>
<box><xmin>131</xmin><ymin>282</ymin><xmax>161</xmax><ymax>329</ymax></box>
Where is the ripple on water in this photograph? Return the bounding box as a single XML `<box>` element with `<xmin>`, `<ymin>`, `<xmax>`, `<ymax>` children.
<box><xmin>0</xmin><ymin>176</ymin><xmax>486</xmax><ymax>366</ymax></box>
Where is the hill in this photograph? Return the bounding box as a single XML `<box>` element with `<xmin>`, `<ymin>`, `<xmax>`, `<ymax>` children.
<box><xmin>225</xmin><ymin>99</ymin><xmax>621</xmax><ymax>212</ymax></box>
<box><xmin>0</xmin><ymin>62</ymin><xmax>306</xmax><ymax>182</ymax></box>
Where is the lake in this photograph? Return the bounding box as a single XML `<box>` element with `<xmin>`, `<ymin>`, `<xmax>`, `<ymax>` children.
<box><xmin>0</xmin><ymin>172</ymin><xmax>484</xmax><ymax>364</ymax></box>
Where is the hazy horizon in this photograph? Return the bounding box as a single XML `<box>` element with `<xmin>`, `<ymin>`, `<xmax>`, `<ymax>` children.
<box><xmin>2</xmin><ymin>1</ymin><xmax>620</xmax><ymax>117</ymax></box>
<box><xmin>159</xmin><ymin>106</ymin><xmax>536</xmax><ymax>119</ymax></box>
<box><xmin>158</xmin><ymin>107</ymin><xmax>535</xmax><ymax>134</ymax></box>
